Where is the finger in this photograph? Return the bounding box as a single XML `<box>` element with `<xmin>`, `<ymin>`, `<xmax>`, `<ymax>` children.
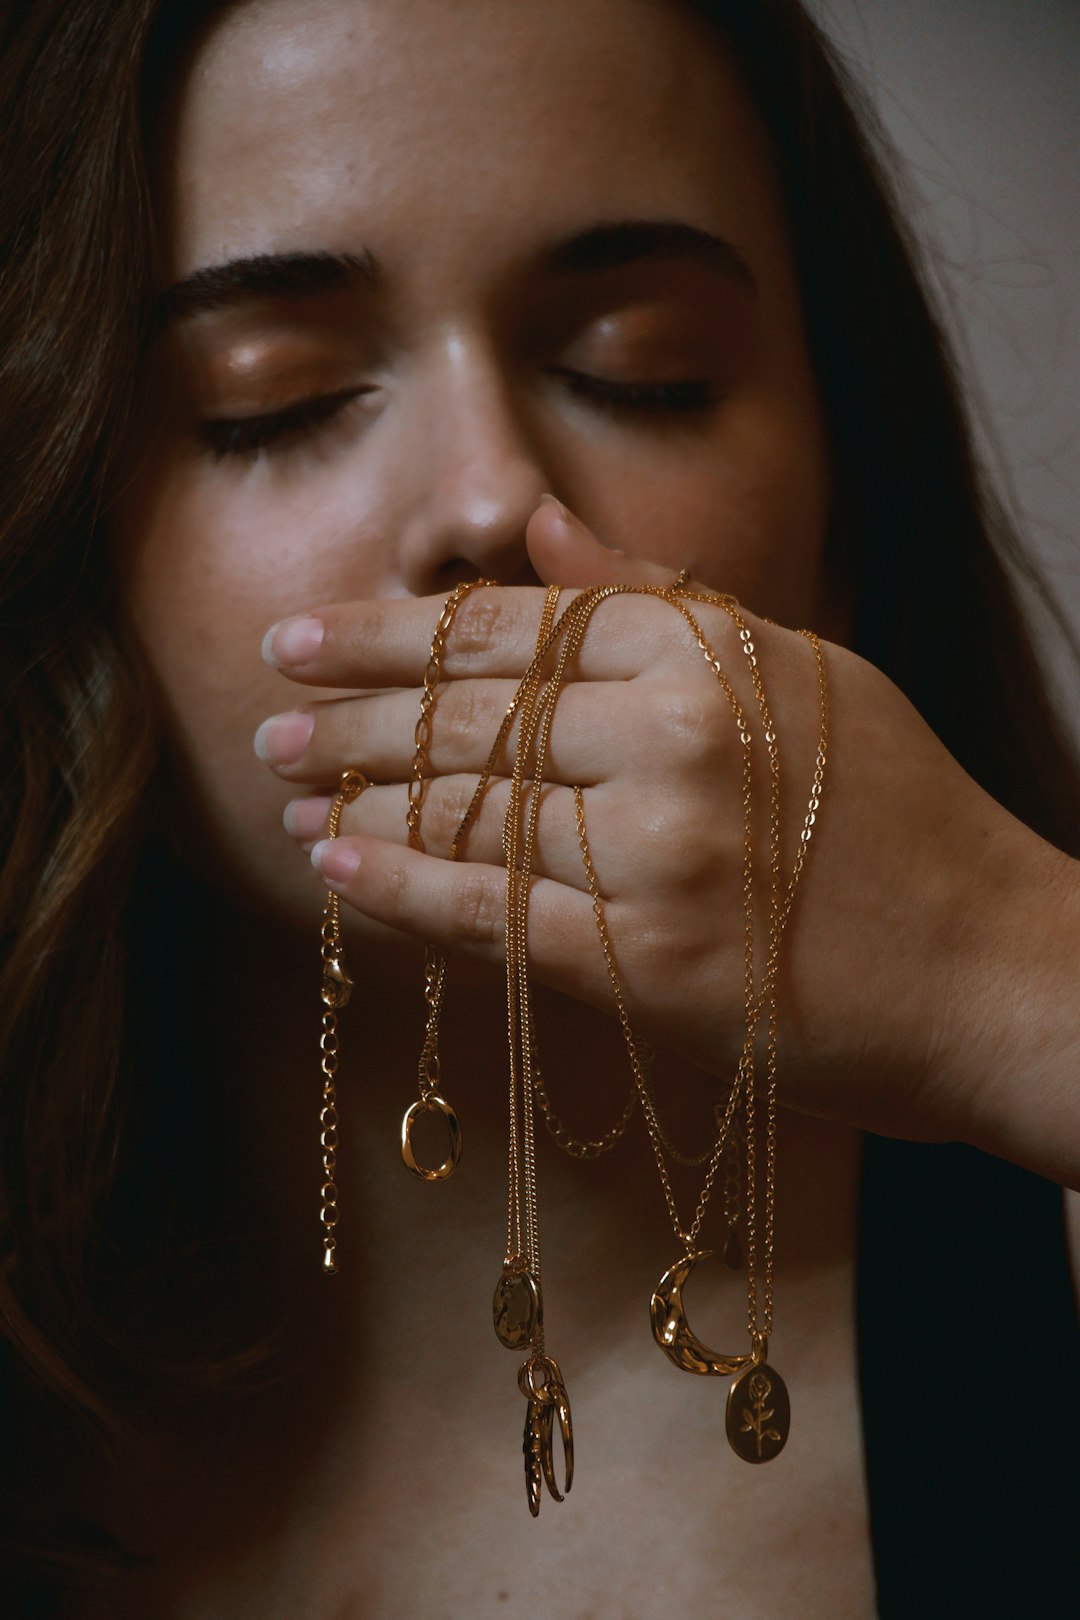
<box><xmin>291</xmin><ymin>776</ymin><xmax>597</xmax><ymax>890</ymax></box>
<box><xmin>253</xmin><ymin>676</ymin><xmax>663</xmax><ymax>787</ymax></box>
<box><xmin>288</xmin><ymin>769</ymin><xmax>731</xmax><ymax>906</ymax></box>
<box><xmin>526</xmin><ymin>495</ymin><xmax>694</xmax><ymax>591</ymax></box>
<box><xmin>309</xmin><ymin>833</ymin><xmax>619</xmax><ymax>1011</ymax></box>
<box><xmin>261</xmin><ymin>579</ymin><xmax>738</xmax><ymax>690</ymax></box>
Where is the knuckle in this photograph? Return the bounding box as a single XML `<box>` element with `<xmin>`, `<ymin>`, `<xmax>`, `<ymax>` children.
<box><xmin>449</xmin><ymin>589</ymin><xmax>507</xmax><ymax>667</ymax></box>
<box><xmin>429</xmin><ymin>775</ymin><xmax>479</xmax><ymax>846</ymax></box>
<box><xmin>642</xmin><ymin>683</ymin><xmax>732</xmax><ymax>763</ymax></box>
<box><xmin>440</xmin><ymin>680</ymin><xmax>492</xmax><ymax>755</ymax></box>
<box><xmin>378</xmin><ymin>856</ymin><xmax>411</xmax><ymax>920</ymax></box>
<box><xmin>626</xmin><ymin>791</ymin><xmax>698</xmax><ymax>863</ymax></box>
<box><xmin>455</xmin><ymin>869</ymin><xmax>504</xmax><ymax>945</ymax></box>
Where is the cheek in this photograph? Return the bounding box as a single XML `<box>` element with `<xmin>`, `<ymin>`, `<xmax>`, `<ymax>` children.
<box><xmin>107</xmin><ymin>450</ymin><xmax>389</xmax><ymax>920</ymax></box>
<box><xmin>567</xmin><ymin>400</ymin><xmax>830</xmax><ymax>627</ymax></box>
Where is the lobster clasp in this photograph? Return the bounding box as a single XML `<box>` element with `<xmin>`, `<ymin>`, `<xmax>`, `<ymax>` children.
<box><xmin>321</xmin><ymin>954</ymin><xmax>354</xmax><ymax>1008</ymax></box>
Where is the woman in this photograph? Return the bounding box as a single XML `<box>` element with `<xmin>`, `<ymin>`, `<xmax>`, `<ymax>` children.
<box><xmin>1</xmin><ymin>0</ymin><xmax>1078</xmax><ymax>1614</ymax></box>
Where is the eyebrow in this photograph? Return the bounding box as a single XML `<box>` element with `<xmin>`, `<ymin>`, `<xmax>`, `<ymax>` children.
<box><xmin>158</xmin><ymin>249</ymin><xmax>380</xmax><ymax>323</ymax></box>
<box><xmin>158</xmin><ymin>219</ymin><xmax>753</xmax><ymax>327</ymax></box>
<box><xmin>541</xmin><ymin>220</ymin><xmax>756</xmax><ymax>288</ymax></box>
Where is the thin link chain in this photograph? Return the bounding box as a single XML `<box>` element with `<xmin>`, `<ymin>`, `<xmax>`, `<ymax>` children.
<box><xmin>407</xmin><ymin>579</ymin><xmax>495</xmax><ymax>853</ymax></box>
<box><xmin>318</xmin><ymin>768</ymin><xmax>369</xmax><ymax>1274</ymax></box>
<box><xmin>407</xmin><ymin>579</ymin><xmax>829</xmax><ymax>1352</ymax></box>
<box><xmin>673</xmin><ymin>590</ymin><xmax>830</xmax><ymax>1336</ymax></box>
<box><xmin>507</xmin><ymin>587</ymin><xmax>623</xmax><ymax>1306</ymax></box>
<box><xmin>502</xmin><ymin>584</ymin><xmax>562</xmax><ymax>1272</ymax></box>
<box><xmin>545</xmin><ymin>586</ymin><xmax>829</xmax><ymax>1349</ymax></box>
<box><xmin>408</xmin><ymin>579</ymin><xmax>496</xmax><ymax>1103</ymax></box>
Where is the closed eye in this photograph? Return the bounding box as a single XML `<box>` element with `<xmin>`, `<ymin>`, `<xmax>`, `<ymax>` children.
<box><xmin>551</xmin><ymin>368</ymin><xmax>717</xmax><ymax>414</ymax></box>
<box><xmin>196</xmin><ymin>386</ymin><xmax>374</xmax><ymax>459</ymax></box>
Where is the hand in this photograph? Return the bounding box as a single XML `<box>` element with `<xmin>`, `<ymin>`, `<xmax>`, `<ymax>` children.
<box><xmin>256</xmin><ymin>500</ymin><xmax>1080</xmax><ymax>1184</ymax></box>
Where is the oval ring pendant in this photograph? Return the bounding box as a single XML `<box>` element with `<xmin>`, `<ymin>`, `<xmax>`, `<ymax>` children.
<box><xmin>650</xmin><ymin>1250</ymin><xmax>753</xmax><ymax>1377</ymax></box>
<box><xmin>400</xmin><ymin>1093</ymin><xmax>462</xmax><ymax>1181</ymax></box>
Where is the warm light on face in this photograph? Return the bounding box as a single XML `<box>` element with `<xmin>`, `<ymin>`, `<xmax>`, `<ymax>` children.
<box><xmin>110</xmin><ymin>0</ymin><xmax>831</xmax><ymax>934</ymax></box>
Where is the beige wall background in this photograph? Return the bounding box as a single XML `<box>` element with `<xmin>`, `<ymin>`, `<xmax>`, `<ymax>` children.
<box><xmin>810</xmin><ymin>0</ymin><xmax>1079</xmax><ymax>715</ymax></box>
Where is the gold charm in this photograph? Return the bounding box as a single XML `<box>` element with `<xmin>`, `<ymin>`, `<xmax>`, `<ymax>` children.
<box><xmin>650</xmin><ymin>1251</ymin><xmax>752</xmax><ymax>1377</ymax></box>
<box><xmin>522</xmin><ymin>1397</ymin><xmax>545</xmax><ymax>1518</ymax></box>
<box><xmin>518</xmin><ymin>1355</ymin><xmax>573</xmax><ymax>1516</ymax></box>
<box><xmin>540</xmin><ymin>1376</ymin><xmax>574</xmax><ymax>1501</ymax></box>
<box><xmin>726</xmin><ymin>1353</ymin><xmax>790</xmax><ymax>1463</ymax></box>
<box><xmin>493</xmin><ymin>1268</ymin><xmax>541</xmax><ymax>1350</ymax></box>
<box><xmin>400</xmin><ymin>1093</ymin><xmax>462</xmax><ymax>1181</ymax></box>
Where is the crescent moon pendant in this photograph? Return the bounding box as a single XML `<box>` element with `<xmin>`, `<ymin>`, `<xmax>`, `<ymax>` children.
<box><xmin>650</xmin><ymin>1250</ymin><xmax>753</xmax><ymax>1377</ymax></box>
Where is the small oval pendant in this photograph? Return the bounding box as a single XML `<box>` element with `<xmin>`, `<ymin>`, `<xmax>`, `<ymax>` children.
<box><xmin>725</xmin><ymin>1360</ymin><xmax>790</xmax><ymax>1463</ymax></box>
<box><xmin>492</xmin><ymin>1268</ymin><xmax>541</xmax><ymax>1350</ymax></box>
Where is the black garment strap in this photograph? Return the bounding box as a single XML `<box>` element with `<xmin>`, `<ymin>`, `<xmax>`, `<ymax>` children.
<box><xmin>857</xmin><ymin>1135</ymin><xmax>1080</xmax><ymax>1617</ymax></box>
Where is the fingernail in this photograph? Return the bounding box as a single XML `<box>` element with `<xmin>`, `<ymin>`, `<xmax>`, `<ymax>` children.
<box><xmin>253</xmin><ymin>709</ymin><xmax>314</xmax><ymax>766</ymax></box>
<box><xmin>311</xmin><ymin>838</ymin><xmax>361</xmax><ymax>886</ymax></box>
<box><xmin>262</xmin><ymin>615</ymin><xmax>325</xmax><ymax>668</ymax></box>
<box><xmin>283</xmin><ymin>795</ymin><xmax>333</xmax><ymax>841</ymax></box>
<box><xmin>539</xmin><ymin>492</ymin><xmax>570</xmax><ymax>521</ymax></box>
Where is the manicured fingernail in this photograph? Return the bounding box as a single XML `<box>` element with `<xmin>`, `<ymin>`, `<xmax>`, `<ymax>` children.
<box><xmin>262</xmin><ymin>615</ymin><xmax>325</xmax><ymax>668</ymax></box>
<box><xmin>311</xmin><ymin>838</ymin><xmax>361</xmax><ymax>886</ymax></box>
<box><xmin>283</xmin><ymin>796</ymin><xmax>333</xmax><ymax>841</ymax></box>
<box><xmin>539</xmin><ymin>492</ymin><xmax>569</xmax><ymax>521</ymax></box>
<box><xmin>253</xmin><ymin>709</ymin><xmax>314</xmax><ymax>766</ymax></box>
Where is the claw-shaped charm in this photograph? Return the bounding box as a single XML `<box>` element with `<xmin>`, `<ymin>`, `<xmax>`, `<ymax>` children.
<box><xmin>523</xmin><ymin>1398</ymin><xmax>545</xmax><ymax>1518</ymax></box>
<box><xmin>518</xmin><ymin>1353</ymin><xmax>573</xmax><ymax>1516</ymax></box>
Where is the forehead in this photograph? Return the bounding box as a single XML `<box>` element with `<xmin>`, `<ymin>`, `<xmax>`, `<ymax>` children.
<box><xmin>165</xmin><ymin>0</ymin><xmax>785</xmax><ymax>281</ymax></box>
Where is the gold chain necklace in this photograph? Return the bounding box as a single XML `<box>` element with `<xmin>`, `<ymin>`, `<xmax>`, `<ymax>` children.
<box><xmin>400</xmin><ymin>578</ymin><xmax>829</xmax><ymax>1497</ymax></box>
<box><xmin>399</xmin><ymin>578</ymin><xmax>496</xmax><ymax>1181</ymax></box>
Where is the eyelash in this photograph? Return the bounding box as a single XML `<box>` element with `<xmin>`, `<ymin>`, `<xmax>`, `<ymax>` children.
<box><xmin>196</xmin><ymin>371</ymin><xmax>716</xmax><ymax>460</ymax></box>
<box><xmin>554</xmin><ymin>369</ymin><xmax>716</xmax><ymax>415</ymax></box>
<box><xmin>196</xmin><ymin>387</ymin><xmax>372</xmax><ymax>460</ymax></box>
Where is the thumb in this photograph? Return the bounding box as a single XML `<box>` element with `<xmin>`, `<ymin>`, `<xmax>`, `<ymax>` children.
<box><xmin>525</xmin><ymin>494</ymin><xmax>687</xmax><ymax>589</ymax></box>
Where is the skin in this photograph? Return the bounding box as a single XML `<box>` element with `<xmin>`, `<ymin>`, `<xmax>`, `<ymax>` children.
<box><xmin>103</xmin><ymin>0</ymin><xmax>1080</xmax><ymax>1613</ymax></box>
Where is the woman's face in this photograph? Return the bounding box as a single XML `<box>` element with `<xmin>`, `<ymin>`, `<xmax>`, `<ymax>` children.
<box><xmin>112</xmin><ymin>0</ymin><xmax>831</xmax><ymax>931</ymax></box>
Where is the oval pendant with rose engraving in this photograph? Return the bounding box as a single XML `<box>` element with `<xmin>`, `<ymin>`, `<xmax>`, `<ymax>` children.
<box><xmin>492</xmin><ymin>1269</ymin><xmax>541</xmax><ymax>1350</ymax></box>
<box><xmin>725</xmin><ymin>1360</ymin><xmax>790</xmax><ymax>1462</ymax></box>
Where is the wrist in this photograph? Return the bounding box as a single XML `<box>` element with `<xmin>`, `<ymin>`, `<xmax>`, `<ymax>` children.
<box><xmin>949</xmin><ymin>823</ymin><xmax>1080</xmax><ymax>1189</ymax></box>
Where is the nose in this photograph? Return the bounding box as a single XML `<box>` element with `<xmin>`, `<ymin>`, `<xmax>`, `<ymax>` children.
<box><xmin>391</xmin><ymin>332</ymin><xmax>550</xmax><ymax>593</ymax></box>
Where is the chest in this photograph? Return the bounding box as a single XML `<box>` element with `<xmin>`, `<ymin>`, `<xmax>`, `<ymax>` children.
<box><xmin>85</xmin><ymin>1118</ymin><xmax>879</xmax><ymax>1617</ymax></box>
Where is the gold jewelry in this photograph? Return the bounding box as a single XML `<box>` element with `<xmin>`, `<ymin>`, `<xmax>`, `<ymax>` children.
<box><xmin>401</xmin><ymin>579</ymin><xmax>495</xmax><ymax>1181</ymax></box>
<box><xmin>645</xmin><ymin>589</ymin><xmax>830</xmax><ymax>1462</ymax></box>
<box><xmin>404</xmin><ymin>577</ymin><xmax>829</xmax><ymax>1489</ymax></box>
<box><xmin>317</xmin><ymin>766</ymin><xmax>370</xmax><ymax>1274</ymax></box>
<box><xmin>540</xmin><ymin>585</ymin><xmax>829</xmax><ymax>1465</ymax></box>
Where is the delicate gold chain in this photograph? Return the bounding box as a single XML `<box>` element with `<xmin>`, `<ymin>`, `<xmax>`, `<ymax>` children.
<box><xmin>526</xmin><ymin>585</ymin><xmax>829</xmax><ymax>1349</ymax></box>
<box><xmin>408</xmin><ymin>580</ymin><xmax>495</xmax><ymax>1107</ymax></box>
<box><xmin>404</xmin><ymin>577</ymin><xmax>830</xmax><ymax>1492</ymax></box>
<box><xmin>670</xmin><ymin>590</ymin><xmax>830</xmax><ymax>1335</ymax></box>
<box><xmin>318</xmin><ymin>767</ymin><xmax>370</xmax><ymax>1274</ymax></box>
<box><xmin>407</xmin><ymin>580</ymin><xmax>828</xmax><ymax>1338</ymax></box>
<box><xmin>503</xmin><ymin>583</ymin><xmax>562</xmax><ymax>1276</ymax></box>
<box><xmin>407</xmin><ymin>579</ymin><xmax>496</xmax><ymax>854</ymax></box>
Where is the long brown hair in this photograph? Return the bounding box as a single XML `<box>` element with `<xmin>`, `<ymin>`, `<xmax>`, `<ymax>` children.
<box><xmin>1</xmin><ymin>0</ymin><xmax>1077</xmax><ymax>1596</ymax></box>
